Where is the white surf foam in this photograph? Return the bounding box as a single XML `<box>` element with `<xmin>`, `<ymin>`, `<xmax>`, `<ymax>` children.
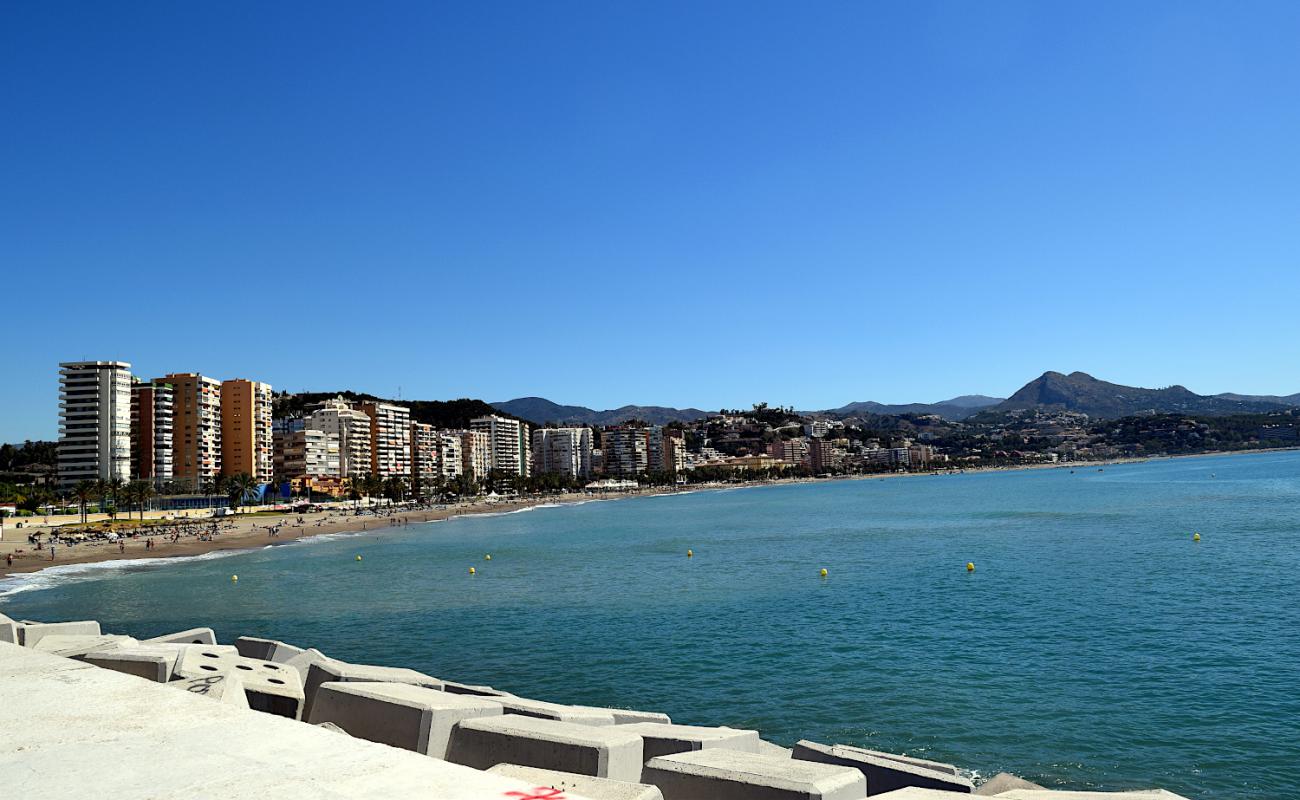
<box><xmin>0</xmin><ymin>548</ymin><xmax>246</xmax><ymax>599</ymax></box>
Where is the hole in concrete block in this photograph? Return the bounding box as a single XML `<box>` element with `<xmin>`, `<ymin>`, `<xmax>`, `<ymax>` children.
<box><xmin>202</xmin><ymin>652</ymin><xmax>220</xmax><ymax>658</ymax></box>
<box><xmin>263</xmin><ymin>664</ymin><xmax>280</xmax><ymax>670</ymax></box>
<box><xmin>236</xmin><ymin>665</ymin><xmax>253</xmax><ymax>671</ymax></box>
<box><xmin>200</xmin><ymin>665</ymin><xmax>218</xmax><ymax>671</ymax></box>
<box><xmin>267</xmin><ymin>678</ymin><xmax>285</xmax><ymax>685</ymax></box>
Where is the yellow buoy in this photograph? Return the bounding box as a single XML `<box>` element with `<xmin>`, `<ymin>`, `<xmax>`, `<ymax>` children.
<box><xmin>231</xmin><ymin>575</ymin><xmax>238</xmax><ymax>582</ymax></box>
<box><xmin>469</xmin><ymin>566</ymin><xmax>476</xmax><ymax>575</ymax></box>
<box><xmin>966</xmin><ymin>562</ymin><xmax>975</xmax><ymax>572</ymax></box>
<box><xmin>484</xmin><ymin>554</ymin><xmax>492</xmax><ymax>561</ymax></box>
<box><xmin>687</xmin><ymin>549</ymin><xmax>694</xmax><ymax>558</ymax></box>
<box><xmin>820</xmin><ymin>568</ymin><xmax>828</xmax><ymax>577</ymax></box>
<box><xmin>356</xmin><ymin>554</ymin><xmax>363</xmax><ymax>561</ymax></box>
<box><xmin>1193</xmin><ymin>533</ymin><xmax>1201</xmax><ymax>542</ymax></box>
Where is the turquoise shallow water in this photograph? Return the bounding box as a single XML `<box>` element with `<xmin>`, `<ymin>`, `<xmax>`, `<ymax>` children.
<box><xmin>5</xmin><ymin>452</ymin><xmax>1300</xmax><ymax>798</ymax></box>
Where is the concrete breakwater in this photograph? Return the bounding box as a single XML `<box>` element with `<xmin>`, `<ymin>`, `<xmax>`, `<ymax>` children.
<box><xmin>1</xmin><ymin>613</ymin><xmax>1191</xmax><ymax>800</ymax></box>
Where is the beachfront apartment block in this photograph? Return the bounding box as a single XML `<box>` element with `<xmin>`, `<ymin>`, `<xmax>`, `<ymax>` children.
<box><xmin>767</xmin><ymin>437</ymin><xmax>811</xmax><ymax>467</ymax></box>
<box><xmin>600</xmin><ymin>427</ymin><xmax>649</xmax><ymax>477</ymax></box>
<box><xmin>130</xmin><ymin>378</ymin><xmax>174</xmax><ymax>483</ymax></box>
<box><xmin>165</xmin><ymin>373</ymin><xmax>223</xmax><ymax>486</ymax></box>
<box><xmin>57</xmin><ymin>361</ymin><xmax>133</xmax><ymax>488</ymax></box>
<box><xmin>662</xmin><ymin>429</ymin><xmax>687</xmax><ymax>473</ymax></box>
<box><xmin>274</xmin><ymin>428</ymin><xmax>340</xmax><ymax>478</ymax></box>
<box><xmin>306</xmin><ymin>398</ymin><xmax>372</xmax><ymax>478</ymax></box>
<box><xmin>470</xmin><ymin>415</ymin><xmax>530</xmax><ymax>477</ymax></box>
<box><xmin>360</xmin><ymin>401</ymin><xmax>412</xmax><ymax>478</ymax></box>
<box><xmin>221</xmin><ymin>379</ymin><xmax>274</xmax><ymax>483</ymax></box>
<box><xmin>532</xmin><ymin>427</ymin><xmax>593</xmax><ymax>479</ymax></box>
<box><xmin>460</xmin><ymin>429</ymin><xmax>490</xmax><ymax>480</ymax></box>
<box><xmin>438</xmin><ymin>431</ymin><xmax>464</xmax><ymax>480</ymax></box>
<box><xmin>410</xmin><ymin>422</ymin><xmax>439</xmax><ymax>488</ymax></box>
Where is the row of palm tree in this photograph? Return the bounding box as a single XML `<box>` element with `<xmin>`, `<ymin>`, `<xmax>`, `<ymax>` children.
<box><xmin>346</xmin><ymin>474</ymin><xmax>410</xmax><ymax>507</ymax></box>
<box><xmin>67</xmin><ymin>478</ymin><xmax>162</xmax><ymax>523</ymax></box>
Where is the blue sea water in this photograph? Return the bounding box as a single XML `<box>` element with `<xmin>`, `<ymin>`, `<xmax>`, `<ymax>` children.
<box><xmin>5</xmin><ymin>452</ymin><xmax>1300</xmax><ymax>799</ymax></box>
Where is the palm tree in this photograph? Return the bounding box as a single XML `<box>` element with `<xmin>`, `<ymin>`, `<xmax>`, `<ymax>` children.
<box><xmin>73</xmin><ymin>480</ymin><xmax>95</xmax><ymax>525</ymax></box>
<box><xmin>225</xmin><ymin>472</ymin><xmax>259</xmax><ymax>511</ymax></box>
<box><xmin>126</xmin><ymin>480</ymin><xmax>155</xmax><ymax>520</ymax></box>
<box><xmin>348</xmin><ymin>474</ymin><xmax>368</xmax><ymax>509</ymax></box>
<box><xmin>106</xmin><ymin>477</ymin><xmax>126</xmax><ymax>521</ymax></box>
<box><xmin>201</xmin><ymin>477</ymin><xmax>222</xmax><ymax>510</ymax></box>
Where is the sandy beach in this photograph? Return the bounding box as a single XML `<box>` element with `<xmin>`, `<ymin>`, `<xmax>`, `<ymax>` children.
<box><xmin>3</xmin><ymin>446</ymin><xmax>1291</xmax><ymax>580</ymax></box>
<box><xmin>0</xmin><ymin>492</ymin><xmax>617</xmax><ymax>577</ymax></box>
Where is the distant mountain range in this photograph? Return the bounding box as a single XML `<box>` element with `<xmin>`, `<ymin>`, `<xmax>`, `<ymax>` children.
<box><xmin>992</xmin><ymin>371</ymin><xmax>1300</xmax><ymax>419</ymax></box>
<box><xmin>490</xmin><ymin>397</ymin><xmax>710</xmax><ymax>426</ymax></box>
<box><xmin>821</xmin><ymin>395</ymin><xmax>1004</xmax><ymax>421</ymax></box>
<box><xmin>296</xmin><ymin>372</ymin><xmax>1300</xmax><ymax>432</ymax></box>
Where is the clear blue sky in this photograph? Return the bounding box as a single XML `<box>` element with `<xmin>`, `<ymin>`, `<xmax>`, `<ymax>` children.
<box><xmin>4</xmin><ymin>1</ymin><xmax>1300</xmax><ymax>441</ymax></box>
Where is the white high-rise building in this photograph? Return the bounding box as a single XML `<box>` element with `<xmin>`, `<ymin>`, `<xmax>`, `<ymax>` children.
<box><xmin>58</xmin><ymin>361</ymin><xmax>133</xmax><ymax>488</ymax></box>
<box><xmin>532</xmin><ymin>427</ymin><xmax>593</xmax><ymax>479</ymax></box>
<box><xmin>438</xmin><ymin>431</ymin><xmax>463</xmax><ymax>480</ymax></box>
<box><xmin>274</xmin><ymin>428</ymin><xmax>339</xmax><ymax>478</ymax></box>
<box><xmin>460</xmin><ymin>429</ymin><xmax>490</xmax><ymax>481</ymax></box>
<box><xmin>470</xmin><ymin>415</ymin><xmax>530</xmax><ymax>477</ymax></box>
<box><xmin>307</xmin><ymin>397</ymin><xmax>373</xmax><ymax>477</ymax></box>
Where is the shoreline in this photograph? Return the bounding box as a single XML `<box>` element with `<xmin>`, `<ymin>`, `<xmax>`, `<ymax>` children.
<box><xmin>3</xmin><ymin>445</ymin><xmax>1294</xmax><ymax>583</ymax></box>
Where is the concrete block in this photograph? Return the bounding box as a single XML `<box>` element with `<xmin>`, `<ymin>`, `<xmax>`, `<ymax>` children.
<box><xmin>309</xmin><ymin>682</ymin><xmax>503</xmax><ymax>758</ymax></box>
<box><xmin>32</xmin><ymin>634</ymin><xmax>137</xmax><ymax>659</ymax></box>
<box><xmin>643</xmin><ymin>749</ymin><xmax>867</xmax><ymax>800</ymax></box>
<box><xmin>498</xmin><ymin>695</ymin><xmax>618</xmax><ymax>726</ymax></box>
<box><xmin>0</xmin><ymin>613</ymin><xmax>16</xmax><ymax>644</ymax></box>
<box><xmin>447</xmin><ymin>713</ymin><xmax>645</xmax><ymax>782</ymax></box>
<box><xmin>490</xmin><ymin>763</ymin><xmax>665</xmax><ymax>800</ymax></box>
<box><xmin>283</xmin><ymin>646</ymin><xmax>331</xmax><ymax>681</ymax></box>
<box><xmin>172</xmin><ymin>646</ymin><xmax>303</xmax><ymax>719</ymax></box>
<box><xmin>993</xmin><ymin>792</ymin><xmax>1190</xmax><ymax>800</ymax></box>
<box><xmin>235</xmin><ymin>635</ymin><xmax>306</xmax><ymax>663</ymax></box>
<box><xmin>1</xmin><ymin>643</ymin><xmax>562</xmax><ymax>800</ymax></box>
<box><xmin>18</xmin><ymin>620</ymin><xmax>101</xmax><ymax>648</ymax></box>
<box><xmin>975</xmin><ymin>774</ymin><xmax>1045</xmax><ymax>795</ymax></box>
<box><xmin>757</xmin><ymin>739</ymin><xmax>794</xmax><ymax>758</ymax></box>
<box><xmin>618</xmin><ymin>722</ymin><xmax>760</xmax><ymax>760</ymax></box>
<box><xmin>610</xmin><ymin>709</ymin><xmax>671</xmax><ymax>725</ymax></box>
<box><xmin>439</xmin><ymin>679</ymin><xmax>512</xmax><ymax>697</ymax></box>
<box><xmin>569</xmin><ymin>705</ymin><xmax>672</xmax><ymax>725</ymax></box>
<box><xmin>873</xmin><ymin>791</ymin><xmax>972</xmax><ymax>800</ymax></box>
<box><xmin>302</xmin><ymin>658</ymin><xmax>444</xmax><ymax>721</ymax></box>
<box><xmin>170</xmin><ymin>672</ymin><xmax>251</xmax><ymax>708</ymax></box>
<box><xmin>145</xmin><ymin>627</ymin><xmax>217</xmax><ymax>645</ymax></box>
<box><xmin>793</xmin><ymin>740</ymin><xmax>973</xmax><ymax>795</ymax></box>
<box><xmin>82</xmin><ymin>648</ymin><xmax>176</xmax><ymax>682</ymax></box>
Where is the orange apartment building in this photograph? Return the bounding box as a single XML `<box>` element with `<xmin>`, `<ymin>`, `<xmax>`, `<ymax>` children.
<box><xmin>163</xmin><ymin>372</ymin><xmax>223</xmax><ymax>487</ymax></box>
<box><xmin>220</xmin><ymin>378</ymin><xmax>274</xmax><ymax>483</ymax></box>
